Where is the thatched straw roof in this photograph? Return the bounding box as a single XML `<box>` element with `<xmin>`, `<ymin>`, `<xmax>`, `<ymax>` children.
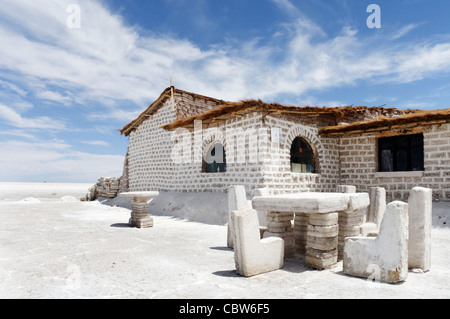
<box><xmin>320</xmin><ymin>108</ymin><xmax>450</xmax><ymax>136</ymax></box>
<box><xmin>120</xmin><ymin>87</ymin><xmax>226</xmax><ymax>136</ymax></box>
<box><xmin>161</xmin><ymin>99</ymin><xmax>413</xmax><ymax>131</ymax></box>
<box><xmin>121</xmin><ymin>87</ymin><xmax>436</xmax><ymax>137</ymax></box>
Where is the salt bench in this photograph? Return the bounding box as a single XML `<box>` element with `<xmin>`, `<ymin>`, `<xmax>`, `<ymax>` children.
<box><xmin>252</xmin><ymin>192</ymin><xmax>369</xmax><ymax>269</ymax></box>
<box><xmin>119</xmin><ymin>191</ymin><xmax>159</xmax><ymax>228</ymax></box>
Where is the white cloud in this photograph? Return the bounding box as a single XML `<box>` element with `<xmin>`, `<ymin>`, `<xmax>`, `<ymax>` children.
<box><xmin>0</xmin><ymin>0</ymin><xmax>450</xmax><ymax>108</ymax></box>
<box><xmin>82</xmin><ymin>140</ymin><xmax>109</xmax><ymax>147</ymax></box>
<box><xmin>0</xmin><ymin>79</ymin><xmax>27</xmax><ymax>96</ymax></box>
<box><xmin>0</xmin><ymin>104</ymin><xmax>66</xmax><ymax>130</ymax></box>
<box><xmin>0</xmin><ymin>130</ymin><xmax>37</xmax><ymax>140</ymax></box>
<box><xmin>36</xmin><ymin>90</ymin><xmax>72</xmax><ymax>104</ymax></box>
<box><xmin>271</xmin><ymin>0</ymin><xmax>301</xmax><ymax>17</ymax></box>
<box><xmin>0</xmin><ymin>139</ymin><xmax>124</xmax><ymax>183</ymax></box>
<box><xmin>392</xmin><ymin>23</ymin><xmax>420</xmax><ymax>40</ymax></box>
<box><xmin>391</xmin><ymin>43</ymin><xmax>450</xmax><ymax>83</ymax></box>
<box><xmin>1</xmin><ymin>0</ymin><xmax>450</xmax><ymax>183</ymax></box>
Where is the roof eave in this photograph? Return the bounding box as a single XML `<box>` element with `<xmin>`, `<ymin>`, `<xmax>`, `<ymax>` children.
<box><xmin>120</xmin><ymin>87</ymin><xmax>174</xmax><ymax>136</ymax></box>
<box><xmin>319</xmin><ymin>109</ymin><xmax>450</xmax><ymax>136</ymax></box>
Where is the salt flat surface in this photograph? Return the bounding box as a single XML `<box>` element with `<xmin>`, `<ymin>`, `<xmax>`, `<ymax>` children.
<box><xmin>0</xmin><ymin>182</ymin><xmax>93</xmax><ymax>202</ymax></box>
<box><xmin>0</xmin><ymin>183</ymin><xmax>449</xmax><ymax>299</ymax></box>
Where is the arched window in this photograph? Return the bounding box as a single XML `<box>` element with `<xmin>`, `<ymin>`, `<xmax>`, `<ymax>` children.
<box><xmin>203</xmin><ymin>142</ymin><xmax>227</xmax><ymax>173</ymax></box>
<box><xmin>290</xmin><ymin>137</ymin><xmax>315</xmax><ymax>173</ymax></box>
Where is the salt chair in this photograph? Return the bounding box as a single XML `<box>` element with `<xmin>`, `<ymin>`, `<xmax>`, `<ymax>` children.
<box><xmin>227</xmin><ymin>186</ymin><xmax>252</xmax><ymax>249</ymax></box>
<box><xmin>232</xmin><ymin>209</ymin><xmax>284</xmax><ymax>277</ymax></box>
<box><xmin>343</xmin><ymin>201</ymin><xmax>409</xmax><ymax>284</ymax></box>
<box><xmin>360</xmin><ymin>187</ymin><xmax>386</xmax><ymax>237</ymax></box>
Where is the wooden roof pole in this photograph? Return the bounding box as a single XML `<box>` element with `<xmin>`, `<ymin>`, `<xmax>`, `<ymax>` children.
<box><xmin>170</xmin><ymin>77</ymin><xmax>175</xmax><ymax>112</ymax></box>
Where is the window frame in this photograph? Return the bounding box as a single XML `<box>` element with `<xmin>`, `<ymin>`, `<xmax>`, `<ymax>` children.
<box><xmin>290</xmin><ymin>137</ymin><xmax>316</xmax><ymax>173</ymax></box>
<box><xmin>377</xmin><ymin>133</ymin><xmax>424</xmax><ymax>173</ymax></box>
<box><xmin>202</xmin><ymin>142</ymin><xmax>227</xmax><ymax>174</ymax></box>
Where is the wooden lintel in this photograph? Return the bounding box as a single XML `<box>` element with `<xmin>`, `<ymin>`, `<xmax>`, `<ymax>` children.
<box><xmin>391</xmin><ymin>123</ymin><xmax>419</xmax><ymax>129</ymax></box>
<box><xmin>421</xmin><ymin>120</ymin><xmax>447</xmax><ymax>126</ymax></box>
<box><xmin>375</xmin><ymin>127</ymin><xmax>427</xmax><ymax>138</ymax></box>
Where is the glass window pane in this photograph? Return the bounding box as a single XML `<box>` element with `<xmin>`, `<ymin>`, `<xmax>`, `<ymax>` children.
<box><xmin>396</xmin><ymin>149</ymin><xmax>408</xmax><ymax>171</ymax></box>
<box><xmin>206</xmin><ymin>163</ymin><xmax>216</xmax><ymax>173</ymax></box>
<box><xmin>379</xmin><ymin>138</ymin><xmax>392</xmax><ymax>149</ymax></box>
<box><xmin>410</xmin><ymin>134</ymin><xmax>424</xmax><ymax>147</ymax></box>
<box><xmin>291</xmin><ymin>137</ymin><xmax>315</xmax><ymax>173</ymax></box>
<box><xmin>395</xmin><ymin>136</ymin><xmax>409</xmax><ymax>148</ymax></box>
<box><xmin>411</xmin><ymin>146</ymin><xmax>424</xmax><ymax>171</ymax></box>
<box><xmin>204</xmin><ymin>143</ymin><xmax>226</xmax><ymax>173</ymax></box>
<box><xmin>378</xmin><ymin>134</ymin><xmax>424</xmax><ymax>172</ymax></box>
<box><xmin>380</xmin><ymin>149</ymin><xmax>393</xmax><ymax>172</ymax></box>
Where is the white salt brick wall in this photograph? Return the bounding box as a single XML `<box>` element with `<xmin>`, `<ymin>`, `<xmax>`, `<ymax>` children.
<box><xmin>423</xmin><ymin>123</ymin><xmax>450</xmax><ymax>201</ymax></box>
<box><xmin>339</xmin><ymin>136</ymin><xmax>377</xmax><ymax>195</ymax></box>
<box><xmin>339</xmin><ymin>123</ymin><xmax>450</xmax><ymax>202</ymax></box>
<box><xmin>262</xmin><ymin>116</ymin><xmax>340</xmax><ymax>194</ymax></box>
<box><xmin>128</xmin><ymin>100</ymin><xmax>177</xmax><ymax>192</ymax></box>
<box><xmin>126</xmin><ymin>98</ymin><xmax>341</xmax><ymax>195</ymax></box>
<box><xmin>127</xmin><ymin>101</ymin><xmax>268</xmax><ymax>194</ymax></box>
<box><xmin>178</xmin><ymin>112</ymin><xmax>267</xmax><ymax>194</ymax></box>
<box><xmin>126</xmin><ymin>95</ymin><xmax>450</xmax><ymax>200</ymax></box>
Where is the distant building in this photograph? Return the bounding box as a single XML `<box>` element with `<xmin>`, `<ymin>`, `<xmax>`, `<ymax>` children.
<box><xmin>120</xmin><ymin>87</ymin><xmax>450</xmax><ymax>202</ymax></box>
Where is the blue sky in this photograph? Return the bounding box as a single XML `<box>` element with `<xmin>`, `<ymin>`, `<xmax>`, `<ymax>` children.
<box><xmin>1</xmin><ymin>0</ymin><xmax>450</xmax><ymax>183</ymax></box>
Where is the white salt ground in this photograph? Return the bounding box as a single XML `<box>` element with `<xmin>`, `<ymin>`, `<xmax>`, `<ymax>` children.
<box><xmin>0</xmin><ymin>182</ymin><xmax>449</xmax><ymax>299</ymax></box>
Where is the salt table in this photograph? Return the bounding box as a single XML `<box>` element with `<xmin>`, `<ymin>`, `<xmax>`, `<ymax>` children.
<box><xmin>119</xmin><ymin>191</ymin><xmax>160</xmax><ymax>228</ymax></box>
<box><xmin>252</xmin><ymin>192</ymin><xmax>369</xmax><ymax>269</ymax></box>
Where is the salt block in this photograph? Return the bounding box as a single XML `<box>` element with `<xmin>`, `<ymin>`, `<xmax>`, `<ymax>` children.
<box><xmin>339</xmin><ymin>212</ymin><xmax>366</xmax><ymax>225</ymax></box>
<box><xmin>267</xmin><ymin>211</ymin><xmax>294</xmax><ymax>222</ymax></box>
<box><xmin>130</xmin><ymin>216</ymin><xmax>154</xmax><ymax>228</ymax></box>
<box><xmin>306</xmin><ymin>248</ymin><xmax>338</xmax><ymax>269</ymax></box>
<box><xmin>358</xmin><ymin>187</ymin><xmax>386</xmax><ymax>238</ymax></box>
<box><xmin>307</xmin><ymin>224</ymin><xmax>339</xmax><ymax>238</ymax></box>
<box><xmin>368</xmin><ymin>187</ymin><xmax>386</xmax><ymax>227</ymax></box>
<box><xmin>360</xmin><ymin>223</ymin><xmax>378</xmax><ymax>237</ymax></box>
<box><xmin>337</xmin><ymin>185</ymin><xmax>356</xmax><ymax>193</ymax></box>
<box><xmin>227</xmin><ymin>186</ymin><xmax>251</xmax><ymax>249</ymax></box>
<box><xmin>267</xmin><ymin>221</ymin><xmax>293</xmax><ymax>233</ymax></box>
<box><xmin>253</xmin><ymin>188</ymin><xmax>270</xmax><ymax>228</ymax></box>
<box><xmin>309</xmin><ymin>212</ymin><xmax>338</xmax><ymax>226</ymax></box>
<box><xmin>307</xmin><ymin>235</ymin><xmax>338</xmax><ymax>251</ymax></box>
<box><xmin>253</xmin><ymin>188</ymin><xmax>271</xmax><ymax>197</ymax></box>
<box><xmin>252</xmin><ymin>193</ymin><xmax>350</xmax><ymax>214</ymax></box>
<box><xmin>263</xmin><ymin>230</ymin><xmax>295</xmax><ymax>258</ymax></box>
<box><xmin>408</xmin><ymin>187</ymin><xmax>432</xmax><ymax>272</ymax></box>
<box><xmin>347</xmin><ymin>193</ymin><xmax>370</xmax><ymax>212</ymax></box>
<box><xmin>343</xmin><ymin>201</ymin><xmax>409</xmax><ymax>284</ymax></box>
<box><xmin>338</xmin><ymin>225</ymin><xmax>361</xmax><ymax>237</ymax></box>
<box><xmin>232</xmin><ymin>209</ymin><xmax>284</xmax><ymax>277</ymax></box>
